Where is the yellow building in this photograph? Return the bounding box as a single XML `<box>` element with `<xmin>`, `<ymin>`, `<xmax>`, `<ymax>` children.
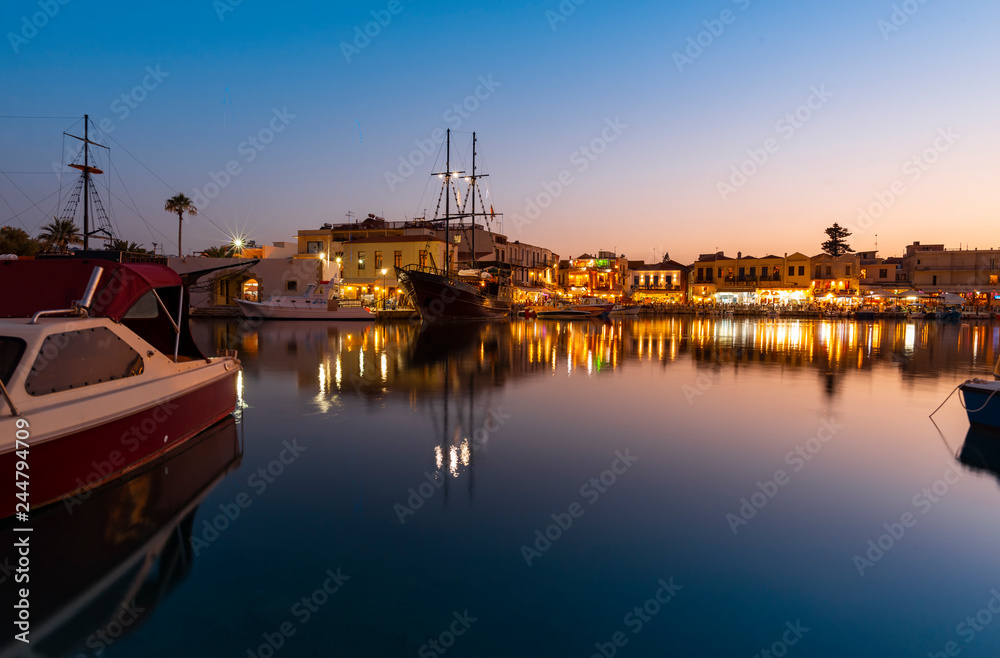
<box><xmin>338</xmin><ymin>235</ymin><xmax>453</xmax><ymax>300</ymax></box>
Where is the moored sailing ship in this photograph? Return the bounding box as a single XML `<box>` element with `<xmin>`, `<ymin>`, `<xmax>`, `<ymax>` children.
<box><xmin>395</xmin><ymin>130</ymin><xmax>513</xmax><ymax>320</ymax></box>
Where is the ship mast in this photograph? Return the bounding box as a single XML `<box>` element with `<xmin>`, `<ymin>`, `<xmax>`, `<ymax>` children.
<box><xmin>445</xmin><ymin>129</ymin><xmax>450</xmax><ymax>276</ymax></box>
<box><xmin>471</xmin><ymin>132</ymin><xmax>476</xmax><ymax>269</ymax></box>
<box><xmin>65</xmin><ymin>114</ymin><xmax>110</xmax><ymax>249</ymax></box>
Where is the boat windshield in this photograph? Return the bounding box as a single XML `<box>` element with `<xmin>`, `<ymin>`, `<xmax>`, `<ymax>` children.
<box><xmin>0</xmin><ymin>336</ymin><xmax>26</xmax><ymax>386</ymax></box>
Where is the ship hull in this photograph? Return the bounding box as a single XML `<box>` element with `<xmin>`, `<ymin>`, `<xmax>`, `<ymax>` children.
<box><xmin>396</xmin><ymin>267</ymin><xmax>511</xmax><ymax>320</ymax></box>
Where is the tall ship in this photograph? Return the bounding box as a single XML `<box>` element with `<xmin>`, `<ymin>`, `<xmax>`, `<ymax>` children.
<box><xmin>395</xmin><ymin>130</ymin><xmax>514</xmax><ymax>320</ymax></box>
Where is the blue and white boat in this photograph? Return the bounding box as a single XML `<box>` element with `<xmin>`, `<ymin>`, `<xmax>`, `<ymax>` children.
<box><xmin>960</xmin><ymin>379</ymin><xmax>1000</xmax><ymax>428</ymax></box>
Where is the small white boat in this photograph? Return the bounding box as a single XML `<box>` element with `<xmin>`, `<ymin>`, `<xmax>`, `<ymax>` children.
<box><xmin>235</xmin><ymin>282</ymin><xmax>374</xmax><ymax>320</ymax></box>
<box><xmin>609</xmin><ymin>304</ymin><xmax>640</xmax><ymax>316</ymax></box>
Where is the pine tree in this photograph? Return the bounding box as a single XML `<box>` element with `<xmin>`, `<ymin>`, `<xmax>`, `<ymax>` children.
<box><xmin>821</xmin><ymin>223</ymin><xmax>854</xmax><ymax>257</ymax></box>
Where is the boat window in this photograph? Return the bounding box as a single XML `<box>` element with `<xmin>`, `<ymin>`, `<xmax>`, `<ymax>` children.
<box><xmin>24</xmin><ymin>327</ymin><xmax>144</xmax><ymax>396</ymax></box>
<box><xmin>0</xmin><ymin>337</ymin><xmax>26</xmax><ymax>386</ymax></box>
<box><xmin>123</xmin><ymin>290</ymin><xmax>160</xmax><ymax>319</ymax></box>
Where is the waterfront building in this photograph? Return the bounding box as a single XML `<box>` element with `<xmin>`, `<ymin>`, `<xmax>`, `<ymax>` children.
<box><xmin>558</xmin><ymin>251</ymin><xmax>628</xmax><ymax>300</ymax></box>
<box><xmin>901</xmin><ymin>241</ymin><xmax>1000</xmax><ymax>304</ymax></box>
<box><xmin>690</xmin><ymin>251</ymin><xmax>813</xmax><ymax>305</ymax></box>
<box><xmin>337</xmin><ymin>234</ymin><xmax>452</xmax><ymax>301</ymax></box>
<box><xmin>809</xmin><ymin>252</ymin><xmax>860</xmax><ymax>302</ymax></box>
<box><xmin>627</xmin><ymin>259</ymin><xmax>689</xmax><ymax>304</ymax></box>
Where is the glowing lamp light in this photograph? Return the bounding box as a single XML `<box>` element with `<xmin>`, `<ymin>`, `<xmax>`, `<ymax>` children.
<box><xmin>319</xmin><ymin>252</ymin><xmax>325</xmax><ymax>260</ymax></box>
<box><xmin>381</xmin><ymin>268</ymin><xmax>387</xmax><ymax>275</ymax></box>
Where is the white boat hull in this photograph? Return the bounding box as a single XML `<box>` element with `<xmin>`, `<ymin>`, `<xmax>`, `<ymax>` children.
<box><xmin>235</xmin><ymin>299</ymin><xmax>374</xmax><ymax>320</ymax></box>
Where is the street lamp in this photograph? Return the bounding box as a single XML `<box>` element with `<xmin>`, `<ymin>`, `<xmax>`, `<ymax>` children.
<box><xmin>381</xmin><ymin>268</ymin><xmax>388</xmax><ymax>310</ymax></box>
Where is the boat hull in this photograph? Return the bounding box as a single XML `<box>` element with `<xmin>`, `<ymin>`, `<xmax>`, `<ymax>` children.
<box><xmin>235</xmin><ymin>299</ymin><xmax>374</xmax><ymax>320</ymax></box>
<box><xmin>961</xmin><ymin>381</ymin><xmax>1000</xmax><ymax>428</ymax></box>
<box><xmin>0</xmin><ymin>371</ymin><xmax>238</xmax><ymax>512</ymax></box>
<box><xmin>396</xmin><ymin>267</ymin><xmax>512</xmax><ymax>320</ymax></box>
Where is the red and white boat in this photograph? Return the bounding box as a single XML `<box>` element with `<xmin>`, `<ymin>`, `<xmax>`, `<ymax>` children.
<box><xmin>0</xmin><ymin>259</ymin><xmax>241</xmax><ymax>514</ymax></box>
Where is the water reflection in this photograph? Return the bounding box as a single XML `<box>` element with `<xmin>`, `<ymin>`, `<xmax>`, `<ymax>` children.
<box><xmin>0</xmin><ymin>419</ymin><xmax>242</xmax><ymax>658</ymax></box>
<box><xmin>959</xmin><ymin>425</ymin><xmax>1000</xmax><ymax>486</ymax></box>
<box><xmin>199</xmin><ymin>317</ymin><xmax>1000</xmax><ymax>404</ymax></box>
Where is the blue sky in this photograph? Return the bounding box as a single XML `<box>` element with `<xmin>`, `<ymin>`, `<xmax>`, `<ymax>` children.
<box><xmin>2</xmin><ymin>0</ymin><xmax>998</xmax><ymax>262</ymax></box>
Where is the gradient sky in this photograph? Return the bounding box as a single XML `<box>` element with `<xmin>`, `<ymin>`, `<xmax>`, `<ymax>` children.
<box><xmin>1</xmin><ymin>0</ymin><xmax>998</xmax><ymax>263</ymax></box>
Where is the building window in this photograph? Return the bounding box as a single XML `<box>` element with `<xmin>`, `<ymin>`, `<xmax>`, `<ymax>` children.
<box><xmin>845</xmin><ymin>265</ymin><xmax>852</xmax><ymax>276</ymax></box>
<box><xmin>880</xmin><ymin>268</ymin><xmax>888</xmax><ymax>278</ymax></box>
<box><xmin>798</xmin><ymin>266</ymin><xmax>804</xmax><ymax>276</ymax></box>
<box><xmin>653</xmin><ymin>275</ymin><xmax>660</xmax><ymax>287</ymax></box>
<box><xmin>375</xmin><ymin>251</ymin><xmax>383</xmax><ymax>269</ymax></box>
<box><xmin>932</xmin><ymin>275</ymin><xmax>937</xmax><ymax>285</ymax></box>
<box><xmin>788</xmin><ymin>266</ymin><xmax>794</xmax><ymax>276</ymax></box>
<box><xmin>991</xmin><ymin>275</ymin><xmax>999</xmax><ymax>285</ymax></box>
<box><xmin>665</xmin><ymin>275</ymin><xmax>672</xmax><ymax>287</ymax></box>
<box><xmin>633</xmin><ymin>275</ymin><xmax>639</xmax><ymax>287</ymax></box>
<box><xmin>815</xmin><ymin>266</ymin><xmax>822</xmax><ymax>278</ymax></box>
<box><xmin>825</xmin><ymin>265</ymin><xmax>832</xmax><ymax>276</ymax></box>
<box><xmin>306</xmin><ymin>241</ymin><xmax>323</xmax><ymax>254</ymax></box>
<box><xmin>697</xmin><ymin>267</ymin><xmax>704</xmax><ymax>280</ymax></box>
<box><xmin>419</xmin><ymin>250</ymin><xmax>427</xmax><ymax>268</ymax></box>
<box><xmin>358</xmin><ymin>251</ymin><xmax>366</xmax><ymax>270</ymax></box>
<box><xmin>286</xmin><ymin>280</ymin><xmax>298</xmax><ymax>291</ymax></box>
<box><xmin>749</xmin><ymin>267</ymin><xmax>756</xmax><ymax>277</ymax></box>
<box><xmin>394</xmin><ymin>251</ymin><xmax>402</xmax><ymax>268</ymax></box>
<box><xmin>738</xmin><ymin>267</ymin><xmax>745</xmax><ymax>279</ymax></box>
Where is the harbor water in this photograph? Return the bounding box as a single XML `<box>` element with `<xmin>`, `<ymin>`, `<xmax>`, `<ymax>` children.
<box><xmin>8</xmin><ymin>316</ymin><xmax>1000</xmax><ymax>657</ymax></box>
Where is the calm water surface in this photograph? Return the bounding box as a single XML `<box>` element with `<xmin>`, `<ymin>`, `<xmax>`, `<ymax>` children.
<box><xmin>8</xmin><ymin>317</ymin><xmax>1000</xmax><ymax>657</ymax></box>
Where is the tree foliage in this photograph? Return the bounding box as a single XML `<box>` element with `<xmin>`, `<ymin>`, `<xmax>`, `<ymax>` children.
<box><xmin>164</xmin><ymin>193</ymin><xmax>197</xmax><ymax>256</ymax></box>
<box><xmin>0</xmin><ymin>226</ymin><xmax>41</xmax><ymax>256</ymax></box>
<box><xmin>38</xmin><ymin>218</ymin><xmax>83</xmax><ymax>252</ymax></box>
<box><xmin>821</xmin><ymin>223</ymin><xmax>854</xmax><ymax>257</ymax></box>
<box><xmin>106</xmin><ymin>238</ymin><xmax>149</xmax><ymax>253</ymax></box>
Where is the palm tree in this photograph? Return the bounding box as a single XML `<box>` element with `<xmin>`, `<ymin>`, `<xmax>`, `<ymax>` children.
<box><xmin>201</xmin><ymin>245</ymin><xmax>236</xmax><ymax>258</ymax></box>
<box><xmin>37</xmin><ymin>218</ymin><xmax>82</xmax><ymax>252</ymax></box>
<box><xmin>164</xmin><ymin>194</ymin><xmax>197</xmax><ymax>256</ymax></box>
<box><xmin>106</xmin><ymin>238</ymin><xmax>148</xmax><ymax>253</ymax></box>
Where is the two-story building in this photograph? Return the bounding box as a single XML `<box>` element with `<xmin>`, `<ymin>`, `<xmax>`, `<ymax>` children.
<box><xmin>810</xmin><ymin>252</ymin><xmax>861</xmax><ymax>301</ymax></box>
<box><xmin>628</xmin><ymin>259</ymin><xmax>689</xmax><ymax>304</ymax></box>
<box><xmin>901</xmin><ymin>242</ymin><xmax>1000</xmax><ymax>303</ymax></box>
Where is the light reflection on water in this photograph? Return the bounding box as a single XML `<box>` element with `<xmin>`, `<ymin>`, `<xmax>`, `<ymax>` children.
<box><xmin>10</xmin><ymin>317</ymin><xmax>1000</xmax><ymax>657</ymax></box>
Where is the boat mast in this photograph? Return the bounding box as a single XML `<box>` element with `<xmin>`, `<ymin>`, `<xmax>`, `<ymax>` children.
<box><xmin>82</xmin><ymin>114</ymin><xmax>90</xmax><ymax>249</ymax></box>
<box><xmin>471</xmin><ymin>132</ymin><xmax>476</xmax><ymax>269</ymax></box>
<box><xmin>445</xmin><ymin>129</ymin><xmax>450</xmax><ymax>276</ymax></box>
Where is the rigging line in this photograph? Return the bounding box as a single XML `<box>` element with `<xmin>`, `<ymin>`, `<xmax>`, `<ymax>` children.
<box><xmin>0</xmin><ymin>115</ymin><xmax>82</xmax><ymax>119</ymax></box>
<box><xmin>103</xmin><ymin>150</ymin><xmax>123</xmax><ymax>239</ymax></box>
<box><xmin>0</xmin><ymin>170</ymin><xmax>59</xmax><ymax>234</ymax></box>
<box><xmin>96</xmin><ymin>129</ymin><xmax>232</xmax><ymax>236</ymax></box>
<box><xmin>0</xmin><ymin>172</ymin><xmax>65</xmax><ymax>175</ymax></box>
<box><xmin>0</xmin><ymin>189</ymin><xmax>30</xmax><ymax>232</ymax></box>
<box><xmin>0</xmin><ymin>187</ymin><xmax>62</xmax><ymax>233</ymax></box>
<box><xmin>105</xmin><ymin>182</ymin><xmax>175</xmax><ymax>246</ymax></box>
<box><xmin>412</xmin><ymin>139</ymin><xmax>446</xmax><ymax>221</ymax></box>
